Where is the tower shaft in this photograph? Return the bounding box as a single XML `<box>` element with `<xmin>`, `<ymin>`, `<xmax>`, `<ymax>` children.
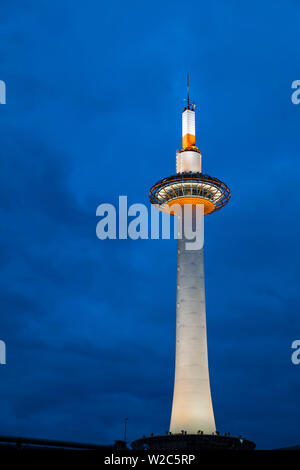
<box><xmin>169</xmin><ymin>209</ymin><xmax>215</xmax><ymax>434</ymax></box>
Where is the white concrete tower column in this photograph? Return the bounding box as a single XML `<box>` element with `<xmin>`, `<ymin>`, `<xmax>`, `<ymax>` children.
<box><xmin>169</xmin><ymin>211</ymin><xmax>216</xmax><ymax>434</ymax></box>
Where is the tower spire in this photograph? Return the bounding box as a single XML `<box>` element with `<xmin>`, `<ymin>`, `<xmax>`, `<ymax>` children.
<box><xmin>182</xmin><ymin>76</ymin><xmax>197</xmax><ymax>151</ymax></box>
<box><xmin>187</xmin><ymin>74</ymin><xmax>190</xmax><ymax>108</ymax></box>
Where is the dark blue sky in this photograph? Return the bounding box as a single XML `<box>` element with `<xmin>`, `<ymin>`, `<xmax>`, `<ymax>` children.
<box><xmin>0</xmin><ymin>0</ymin><xmax>299</xmax><ymax>450</ymax></box>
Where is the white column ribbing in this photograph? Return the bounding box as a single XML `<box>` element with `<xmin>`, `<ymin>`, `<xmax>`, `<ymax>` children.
<box><xmin>169</xmin><ymin>209</ymin><xmax>216</xmax><ymax>435</ymax></box>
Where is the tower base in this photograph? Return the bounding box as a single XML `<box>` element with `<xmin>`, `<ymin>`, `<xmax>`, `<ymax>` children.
<box><xmin>131</xmin><ymin>434</ymin><xmax>255</xmax><ymax>451</ymax></box>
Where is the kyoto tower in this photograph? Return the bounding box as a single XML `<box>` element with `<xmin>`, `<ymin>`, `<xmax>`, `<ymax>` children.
<box><xmin>150</xmin><ymin>77</ymin><xmax>231</xmax><ymax>435</ymax></box>
<box><xmin>132</xmin><ymin>79</ymin><xmax>256</xmax><ymax>450</ymax></box>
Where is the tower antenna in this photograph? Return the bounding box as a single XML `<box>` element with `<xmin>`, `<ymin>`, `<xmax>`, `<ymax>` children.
<box><xmin>187</xmin><ymin>74</ymin><xmax>190</xmax><ymax>108</ymax></box>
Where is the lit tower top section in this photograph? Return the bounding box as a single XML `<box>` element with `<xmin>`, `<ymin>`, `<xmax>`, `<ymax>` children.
<box><xmin>149</xmin><ymin>79</ymin><xmax>230</xmax><ymax>214</ymax></box>
<box><xmin>177</xmin><ymin>75</ymin><xmax>201</xmax><ymax>174</ymax></box>
<box><xmin>149</xmin><ymin>78</ymin><xmax>231</xmax><ymax>436</ymax></box>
